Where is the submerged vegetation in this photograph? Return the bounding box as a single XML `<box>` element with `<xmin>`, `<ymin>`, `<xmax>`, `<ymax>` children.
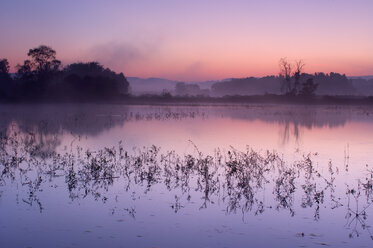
<box><xmin>1</xmin><ymin>129</ymin><xmax>372</xmax><ymax>239</ymax></box>
<box><xmin>0</xmin><ymin>104</ymin><xmax>373</xmax><ymax>247</ymax></box>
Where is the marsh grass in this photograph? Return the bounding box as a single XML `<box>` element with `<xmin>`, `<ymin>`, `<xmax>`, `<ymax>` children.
<box><xmin>1</xmin><ymin>130</ymin><xmax>373</xmax><ymax>239</ymax></box>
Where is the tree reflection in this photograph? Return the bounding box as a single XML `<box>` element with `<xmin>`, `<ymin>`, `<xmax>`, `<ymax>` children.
<box><xmin>1</xmin><ymin>104</ymin><xmax>371</xmax><ymax>148</ymax></box>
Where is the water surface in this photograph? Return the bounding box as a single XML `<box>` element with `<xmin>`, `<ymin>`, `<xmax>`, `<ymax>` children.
<box><xmin>1</xmin><ymin>103</ymin><xmax>373</xmax><ymax>248</ymax></box>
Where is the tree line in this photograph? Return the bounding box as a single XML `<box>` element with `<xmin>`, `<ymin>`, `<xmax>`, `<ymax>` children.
<box><xmin>211</xmin><ymin>59</ymin><xmax>358</xmax><ymax>97</ymax></box>
<box><xmin>0</xmin><ymin>45</ymin><xmax>129</xmax><ymax>102</ymax></box>
<box><xmin>1</xmin><ymin>47</ymin><xmax>368</xmax><ymax>101</ymax></box>
<box><xmin>278</xmin><ymin>58</ymin><xmax>318</xmax><ymax>96</ymax></box>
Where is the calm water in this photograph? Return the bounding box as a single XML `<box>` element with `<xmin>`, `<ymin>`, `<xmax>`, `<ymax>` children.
<box><xmin>1</xmin><ymin>103</ymin><xmax>373</xmax><ymax>248</ymax></box>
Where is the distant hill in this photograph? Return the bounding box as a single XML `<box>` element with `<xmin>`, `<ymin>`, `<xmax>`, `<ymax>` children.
<box><xmin>127</xmin><ymin>74</ymin><xmax>373</xmax><ymax>97</ymax></box>
<box><xmin>210</xmin><ymin>73</ymin><xmax>360</xmax><ymax>96</ymax></box>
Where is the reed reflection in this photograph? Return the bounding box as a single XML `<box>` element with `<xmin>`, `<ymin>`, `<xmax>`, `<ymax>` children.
<box><xmin>1</xmin><ymin>129</ymin><xmax>372</xmax><ymax>240</ymax></box>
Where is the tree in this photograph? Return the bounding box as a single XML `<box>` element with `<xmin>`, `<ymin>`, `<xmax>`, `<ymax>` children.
<box><xmin>64</xmin><ymin>62</ymin><xmax>105</xmax><ymax>76</ymax></box>
<box><xmin>279</xmin><ymin>58</ymin><xmax>293</xmax><ymax>95</ymax></box>
<box><xmin>0</xmin><ymin>59</ymin><xmax>10</xmax><ymax>74</ymax></box>
<box><xmin>299</xmin><ymin>78</ymin><xmax>318</xmax><ymax>96</ymax></box>
<box><xmin>279</xmin><ymin>58</ymin><xmax>306</xmax><ymax>96</ymax></box>
<box><xmin>27</xmin><ymin>45</ymin><xmax>61</xmax><ymax>74</ymax></box>
<box><xmin>62</xmin><ymin>62</ymin><xmax>130</xmax><ymax>99</ymax></box>
<box><xmin>0</xmin><ymin>58</ymin><xmax>14</xmax><ymax>100</ymax></box>
<box><xmin>16</xmin><ymin>60</ymin><xmax>34</xmax><ymax>81</ymax></box>
<box><xmin>293</xmin><ymin>60</ymin><xmax>305</xmax><ymax>94</ymax></box>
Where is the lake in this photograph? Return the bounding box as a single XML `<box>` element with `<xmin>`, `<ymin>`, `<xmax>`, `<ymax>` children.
<box><xmin>0</xmin><ymin>103</ymin><xmax>373</xmax><ymax>248</ymax></box>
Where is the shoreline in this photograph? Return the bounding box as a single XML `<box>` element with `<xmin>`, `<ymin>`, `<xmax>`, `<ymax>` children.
<box><xmin>2</xmin><ymin>94</ymin><xmax>373</xmax><ymax>106</ymax></box>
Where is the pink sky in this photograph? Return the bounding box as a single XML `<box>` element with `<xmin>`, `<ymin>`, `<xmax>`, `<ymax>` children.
<box><xmin>1</xmin><ymin>0</ymin><xmax>372</xmax><ymax>81</ymax></box>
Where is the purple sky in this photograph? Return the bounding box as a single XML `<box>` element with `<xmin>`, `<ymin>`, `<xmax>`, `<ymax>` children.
<box><xmin>1</xmin><ymin>0</ymin><xmax>372</xmax><ymax>81</ymax></box>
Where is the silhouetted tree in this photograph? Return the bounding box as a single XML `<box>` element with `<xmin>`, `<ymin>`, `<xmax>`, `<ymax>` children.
<box><xmin>313</xmin><ymin>72</ymin><xmax>355</xmax><ymax>95</ymax></box>
<box><xmin>0</xmin><ymin>58</ymin><xmax>14</xmax><ymax>100</ymax></box>
<box><xmin>279</xmin><ymin>58</ymin><xmax>293</xmax><ymax>95</ymax></box>
<box><xmin>299</xmin><ymin>78</ymin><xmax>318</xmax><ymax>96</ymax></box>
<box><xmin>279</xmin><ymin>58</ymin><xmax>321</xmax><ymax>97</ymax></box>
<box><xmin>16</xmin><ymin>60</ymin><xmax>34</xmax><ymax>81</ymax></box>
<box><xmin>0</xmin><ymin>59</ymin><xmax>10</xmax><ymax>74</ymax></box>
<box><xmin>64</xmin><ymin>62</ymin><xmax>104</xmax><ymax>76</ymax></box>
<box><xmin>14</xmin><ymin>46</ymin><xmax>62</xmax><ymax>99</ymax></box>
<box><xmin>27</xmin><ymin>45</ymin><xmax>61</xmax><ymax>74</ymax></box>
<box><xmin>294</xmin><ymin>60</ymin><xmax>305</xmax><ymax>94</ymax></box>
<box><xmin>61</xmin><ymin>62</ymin><xmax>130</xmax><ymax>100</ymax></box>
<box><xmin>1</xmin><ymin>46</ymin><xmax>131</xmax><ymax>102</ymax></box>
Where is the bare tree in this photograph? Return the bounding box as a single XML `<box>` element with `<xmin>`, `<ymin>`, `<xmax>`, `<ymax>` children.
<box><xmin>293</xmin><ymin>60</ymin><xmax>305</xmax><ymax>94</ymax></box>
<box><xmin>279</xmin><ymin>58</ymin><xmax>292</xmax><ymax>95</ymax></box>
<box><xmin>279</xmin><ymin>58</ymin><xmax>306</xmax><ymax>96</ymax></box>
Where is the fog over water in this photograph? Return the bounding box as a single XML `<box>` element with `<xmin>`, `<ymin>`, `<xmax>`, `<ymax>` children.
<box><xmin>0</xmin><ymin>103</ymin><xmax>373</xmax><ymax>248</ymax></box>
<box><xmin>1</xmin><ymin>0</ymin><xmax>373</xmax><ymax>247</ymax></box>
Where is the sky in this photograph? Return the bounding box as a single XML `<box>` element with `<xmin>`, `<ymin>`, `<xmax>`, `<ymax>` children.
<box><xmin>0</xmin><ymin>0</ymin><xmax>372</xmax><ymax>81</ymax></box>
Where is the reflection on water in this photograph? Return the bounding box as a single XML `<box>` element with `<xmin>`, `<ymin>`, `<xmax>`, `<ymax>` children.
<box><xmin>1</xmin><ymin>104</ymin><xmax>373</xmax><ymax>248</ymax></box>
<box><xmin>0</xmin><ymin>104</ymin><xmax>367</xmax><ymax>131</ymax></box>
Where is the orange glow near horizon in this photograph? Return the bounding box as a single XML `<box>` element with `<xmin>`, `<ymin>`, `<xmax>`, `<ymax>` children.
<box><xmin>5</xmin><ymin>44</ymin><xmax>372</xmax><ymax>82</ymax></box>
<box><xmin>1</xmin><ymin>0</ymin><xmax>372</xmax><ymax>81</ymax></box>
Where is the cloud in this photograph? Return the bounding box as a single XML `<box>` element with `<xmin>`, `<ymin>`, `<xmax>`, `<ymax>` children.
<box><xmin>85</xmin><ymin>41</ymin><xmax>158</xmax><ymax>72</ymax></box>
<box><xmin>176</xmin><ymin>61</ymin><xmax>208</xmax><ymax>81</ymax></box>
<box><xmin>185</xmin><ymin>61</ymin><xmax>204</xmax><ymax>74</ymax></box>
